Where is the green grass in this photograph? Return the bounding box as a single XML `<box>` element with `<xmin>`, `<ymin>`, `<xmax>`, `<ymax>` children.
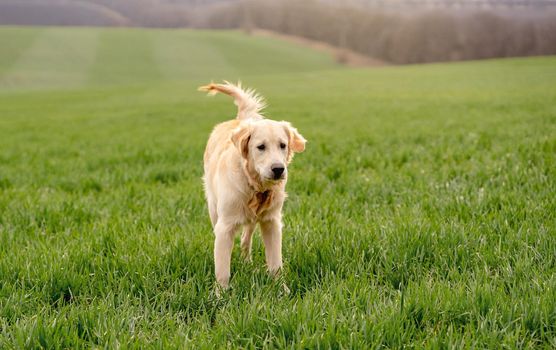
<box><xmin>1</xmin><ymin>28</ymin><xmax>98</xmax><ymax>90</ymax></box>
<box><xmin>0</xmin><ymin>26</ymin><xmax>555</xmax><ymax>348</ymax></box>
<box><xmin>0</xmin><ymin>27</ymin><xmax>42</xmax><ymax>76</ymax></box>
<box><xmin>0</xmin><ymin>27</ymin><xmax>337</xmax><ymax>91</ymax></box>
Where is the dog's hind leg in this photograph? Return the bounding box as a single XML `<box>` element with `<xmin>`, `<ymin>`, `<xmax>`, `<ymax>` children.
<box><xmin>240</xmin><ymin>223</ymin><xmax>256</xmax><ymax>262</ymax></box>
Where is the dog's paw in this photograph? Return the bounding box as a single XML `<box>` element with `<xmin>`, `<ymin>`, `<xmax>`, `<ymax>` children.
<box><xmin>240</xmin><ymin>251</ymin><xmax>253</xmax><ymax>263</ymax></box>
<box><xmin>280</xmin><ymin>283</ymin><xmax>291</xmax><ymax>296</ymax></box>
<box><xmin>212</xmin><ymin>282</ymin><xmax>230</xmax><ymax>299</ymax></box>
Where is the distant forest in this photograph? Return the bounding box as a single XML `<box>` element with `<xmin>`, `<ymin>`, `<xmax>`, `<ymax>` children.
<box><xmin>1</xmin><ymin>0</ymin><xmax>555</xmax><ymax>64</ymax></box>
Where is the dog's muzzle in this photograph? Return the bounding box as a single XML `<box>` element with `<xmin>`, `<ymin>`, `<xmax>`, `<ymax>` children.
<box><xmin>271</xmin><ymin>164</ymin><xmax>285</xmax><ymax>180</ymax></box>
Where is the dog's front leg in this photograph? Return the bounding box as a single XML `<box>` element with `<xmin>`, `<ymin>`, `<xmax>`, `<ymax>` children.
<box><xmin>260</xmin><ymin>218</ymin><xmax>283</xmax><ymax>275</ymax></box>
<box><xmin>214</xmin><ymin>220</ymin><xmax>237</xmax><ymax>289</ymax></box>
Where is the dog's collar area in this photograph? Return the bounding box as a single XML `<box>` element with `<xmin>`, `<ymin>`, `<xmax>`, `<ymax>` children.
<box><xmin>241</xmin><ymin>160</ymin><xmax>278</xmax><ymax>216</ymax></box>
<box><xmin>258</xmin><ymin>190</ymin><xmax>271</xmax><ymax>203</ymax></box>
<box><xmin>242</xmin><ymin>159</ymin><xmax>264</xmax><ymax>192</ymax></box>
<box><xmin>249</xmin><ymin>189</ymin><xmax>274</xmax><ymax>217</ymax></box>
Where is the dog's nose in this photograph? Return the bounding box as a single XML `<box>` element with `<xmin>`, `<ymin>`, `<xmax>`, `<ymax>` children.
<box><xmin>271</xmin><ymin>164</ymin><xmax>285</xmax><ymax>179</ymax></box>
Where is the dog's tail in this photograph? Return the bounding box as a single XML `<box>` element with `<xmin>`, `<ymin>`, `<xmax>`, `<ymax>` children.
<box><xmin>198</xmin><ymin>81</ymin><xmax>265</xmax><ymax>120</ymax></box>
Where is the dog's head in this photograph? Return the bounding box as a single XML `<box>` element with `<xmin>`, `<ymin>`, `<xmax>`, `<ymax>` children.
<box><xmin>232</xmin><ymin>119</ymin><xmax>306</xmax><ymax>184</ymax></box>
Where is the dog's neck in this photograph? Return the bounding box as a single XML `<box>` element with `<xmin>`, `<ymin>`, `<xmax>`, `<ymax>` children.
<box><xmin>249</xmin><ymin>190</ymin><xmax>273</xmax><ymax>216</ymax></box>
<box><xmin>241</xmin><ymin>160</ymin><xmax>281</xmax><ymax>216</ymax></box>
<box><xmin>241</xmin><ymin>158</ymin><xmax>281</xmax><ymax>193</ymax></box>
<box><xmin>242</xmin><ymin>159</ymin><xmax>265</xmax><ymax>193</ymax></box>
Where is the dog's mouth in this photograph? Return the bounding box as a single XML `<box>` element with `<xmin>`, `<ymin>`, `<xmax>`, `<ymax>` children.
<box><xmin>255</xmin><ymin>166</ymin><xmax>287</xmax><ymax>184</ymax></box>
<box><xmin>262</xmin><ymin>173</ymin><xmax>285</xmax><ymax>182</ymax></box>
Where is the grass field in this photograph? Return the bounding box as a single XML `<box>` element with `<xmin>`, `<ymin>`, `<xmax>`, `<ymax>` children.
<box><xmin>0</xmin><ymin>27</ymin><xmax>555</xmax><ymax>348</ymax></box>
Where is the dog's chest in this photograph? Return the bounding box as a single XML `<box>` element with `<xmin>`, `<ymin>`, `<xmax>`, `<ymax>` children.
<box><xmin>247</xmin><ymin>190</ymin><xmax>274</xmax><ymax>218</ymax></box>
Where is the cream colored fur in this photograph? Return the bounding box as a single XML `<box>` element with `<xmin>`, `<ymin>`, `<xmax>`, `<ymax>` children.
<box><xmin>199</xmin><ymin>82</ymin><xmax>306</xmax><ymax>290</ymax></box>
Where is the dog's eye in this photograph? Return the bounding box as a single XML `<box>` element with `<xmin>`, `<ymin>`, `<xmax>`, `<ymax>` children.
<box><xmin>257</xmin><ymin>144</ymin><xmax>265</xmax><ymax>151</ymax></box>
<box><xmin>280</xmin><ymin>143</ymin><xmax>286</xmax><ymax>149</ymax></box>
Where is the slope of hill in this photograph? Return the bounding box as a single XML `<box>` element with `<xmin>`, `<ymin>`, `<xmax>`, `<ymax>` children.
<box><xmin>0</xmin><ymin>0</ymin><xmax>129</xmax><ymax>26</ymax></box>
<box><xmin>0</xmin><ymin>27</ymin><xmax>338</xmax><ymax>91</ymax></box>
<box><xmin>0</xmin><ymin>0</ymin><xmax>236</xmax><ymax>27</ymax></box>
<box><xmin>1</xmin><ymin>0</ymin><xmax>554</xmax><ymax>64</ymax></box>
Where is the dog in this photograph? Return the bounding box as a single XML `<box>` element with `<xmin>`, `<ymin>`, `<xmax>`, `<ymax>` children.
<box><xmin>199</xmin><ymin>81</ymin><xmax>306</xmax><ymax>290</ymax></box>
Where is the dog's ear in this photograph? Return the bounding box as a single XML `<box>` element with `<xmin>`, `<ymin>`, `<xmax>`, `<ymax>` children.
<box><xmin>282</xmin><ymin>122</ymin><xmax>306</xmax><ymax>153</ymax></box>
<box><xmin>282</xmin><ymin>122</ymin><xmax>306</xmax><ymax>162</ymax></box>
<box><xmin>231</xmin><ymin>124</ymin><xmax>251</xmax><ymax>159</ymax></box>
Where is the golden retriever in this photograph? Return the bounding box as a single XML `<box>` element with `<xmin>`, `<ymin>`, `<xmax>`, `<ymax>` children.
<box><xmin>199</xmin><ymin>81</ymin><xmax>306</xmax><ymax>290</ymax></box>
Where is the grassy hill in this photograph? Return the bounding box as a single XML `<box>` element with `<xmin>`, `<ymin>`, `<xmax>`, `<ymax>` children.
<box><xmin>0</xmin><ymin>27</ymin><xmax>555</xmax><ymax>348</ymax></box>
<box><xmin>0</xmin><ymin>1</ymin><xmax>129</xmax><ymax>27</ymax></box>
<box><xmin>0</xmin><ymin>27</ymin><xmax>337</xmax><ymax>91</ymax></box>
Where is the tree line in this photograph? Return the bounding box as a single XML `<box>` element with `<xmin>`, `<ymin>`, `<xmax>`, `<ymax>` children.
<box><xmin>196</xmin><ymin>0</ymin><xmax>556</xmax><ymax>64</ymax></box>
